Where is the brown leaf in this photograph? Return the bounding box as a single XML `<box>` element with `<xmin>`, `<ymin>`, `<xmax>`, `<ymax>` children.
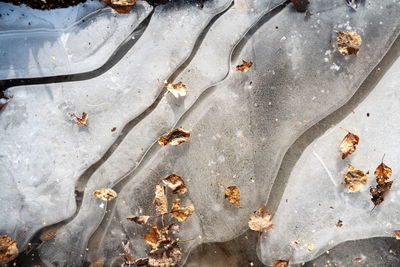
<box><xmin>70</xmin><ymin>112</ymin><xmax>89</xmax><ymax>126</ymax></box>
<box><xmin>370</xmin><ymin>161</ymin><xmax>394</xmax><ymax>206</ymax></box>
<box><xmin>374</xmin><ymin>162</ymin><xmax>392</xmax><ymax>184</ymax></box>
<box><xmin>158</xmin><ymin>128</ymin><xmax>191</xmax><ymax>146</ymax></box>
<box><xmin>394</xmin><ymin>230</ymin><xmax>400</xmax><ymax>240</ymax></box>
<box><xmin>102</xmin><ymin>0</ymin><xmax>136</xmax><ymax>13</ymax></box>
<box><xmin>353</xmin><ymin>257</ymin><xmax>363</xmax><ymax>263</ymax></box>
<box><xmin>342</xmin><ymin>164</ymin><xmax>367</xmax><ymax>192</ymax></box>
<box><xmin>336</xmin><ymin>219</ymin><xmax>343</xmax><ymax>227</ymax></box>
<box><xmin>0</xmin><ymin>235</ymin><xmax>18</xmax><ymax>263</ymax></box>
<box><xmin>162</xmin><ymin>174</ymin><xmax>187</xmax><ymax>195</ymax></box>
<box><xmin>370</xmin><ymin>181</ymin><xmax>393</xmax><ymax>206</ymax></box>
<box><xmin>166</xmin><ymin>82</ymin><xmax>188</xmax><ymax>98</ymax></box>
<box><xmin>170</xmin><ymin>199</ymin><xmax>194</xmax><ymax>222</ymax></box>
<box><xmin>248</xmin><ymin>207</ymin><xmax>273</xmax><ymax>232</ymax></box>
<box><xmin>154</xmin><ymin>185</ymin><xmax>168</xmax><ymax>215</ymax></box>
<box><xmin>143</xmin><ymin>225</ymin><xmax>172</xmax><ymax>249</ymax></box>
<box><xmin>224</xmin><ymin>186</ymin><xmax>240</xmax><ymax>207</ymax></box>
<box><xmin>93</xmin><ymin>188</ymin><xmax>118</xmax><ymax>201</ymax></box>
<box><xmin>291</xmin><ymin>0</ymin><xmax>309</xmax><ymax>12</ymax></box>
<box><xmin>339</xmin><ymin>132</ymin><xmax>359</xmax><ymax>159</ymax></box>
<box><xmin>39</xmin><ymin>229</ymin><xmax>57</xmax><ymax>241</ymax></box>
<box><xmin>236</xmin><ymin>60</ymin><xmax>253</xmax><ymax>72</ymax></box>
<box><xmin>274</xmin><ymin>260</ymin><xmax>289</xmax><ymax>267</ymax></box>
<box><xmin>127</xmin><ymin>216</ymin><xmax>150</xmax><ymax>225</ymax></box>
<box><xmin>148</xmin><ymin>242</ymin><xmax>182</xmax><ymax>267</ymax></box>
<box><xmin>335</xmin><ymin>30</ymin><xmax>362</xmax><ymax>56</ymax></box>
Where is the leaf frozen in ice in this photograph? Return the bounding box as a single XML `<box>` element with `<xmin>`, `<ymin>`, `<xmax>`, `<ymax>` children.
<box><xmin>93</xmin><ymin>188</ymin><xmax>118</xmax><ymax>201</ymax></box>
<box><xmin>127</xmin><ymin>216</ymin><xmax>150</xmax><ymax>225</ymax></box>
<box><xmin>170</xmin><ymin>199</ymin><xmax>194</xmax><ymax>222</ymax></box>
<box><xmin>162</xmin><ymin>174</ymin><xmax>187</xmax><ymax>195</ymax></box>
<box><xmin>248</xmin><ymin>207</ymin><xmax>273</xmax><ymax>232</ymax></box>
<box><xmin>335</xmin><ymin>30</ymin><xmax>362</xmax><ymax>56</ymax></box>
<box><xmin>154</xmin><ymin>185</ymin><xmax>168</xmax><ymax>215</ymax></box>
<box><xmin>342</xmin><ymin>164</ymin><xmax>367</xmax><ymax>192</ymax></box>
<box><xmin>70</xmin><ymin>112</ymin><xmax>89</xmax><ymax>126</ymax></box>
<box><xmin>158</xmin><ymin>128</ymin><xmax>191</xmax><ymax>146</ymax></box>
<box><xmin>166</xmin><ymin>82</ymin><xmax>188</xmax><ymax>98</ymax></box>
<box><xmin>236</xmin><ymin>60</ymin><xmax>253</xmax><ymax>72</ymax></box>
<box><xmin>224</xmin><ymin>186</ymin><xmax>240</xmax><ymax>207</ymax></box>
<box><xmin>0</xmin><ymin>235</ymin><xmax>18</xmax><ymax>263</ymax></box>
<box><xmin>339</xmin><ymin>132</ymin><xmax>359</xmax><ymax>159</ymax></box>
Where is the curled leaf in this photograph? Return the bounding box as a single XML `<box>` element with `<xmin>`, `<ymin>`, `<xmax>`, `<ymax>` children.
<box><xmin>339</xmin><ymin>132</ymin><xmax>359</xmax><ymax>159</ymax></box>
<box><xmin>248</xmin><ymin>207</ymin><xmax>273</xmax><ymax>232</ymax></box>
<box><xmin>342</xmin><ymin>164</ymin><xmax>367</xmax><ymax>192</ymax></box>
<box><xmin>394</xmin><ymin>230</ymin><xmax>400</xmax><ymax>240</ymax></box>
<box><xmin>336</xmin><ymin>219</ymin><xmax>343</xmax><ymax>228</ymax></box>
<box><xmin>236</xmin><ymin>60</ymin><xmax>253</xmax><ymax>72</ymax></box>
<box><xmin>374</xmin><ymin>162</ymin><xmax>392</xmax><ymax>184</ymax></box>
<box><xmin>371</xmin><ymin>161</ymin><xmax>394</xmax><ymax>206</ymax></box>
<box><xmin>127</xmin><ymin>216</ymin><xmax>150</xmax><ymax>225</ymax></box>
<box><xmin>274</xmin><ymin>260</ymin><xmax>289</xmax><ymax>267</ymax></box>
<box><xmin>148</xmin><ymin>242</ymin><xmax>182</xmax><ymax>267</ymax></box>
<box><xmin>70</xmin><ymin>112</ymin><xmax>88</xmax><ymax>126</ymax></box>
<box><xmin>335</xmin><ymin>30</ymin><xmax>362</xmax><ymax>56</ymax></box>
<box><xmin>143</xmin><ymin>225</ymin><xmax>172</xmax><ymax>249</ymax></box>
<box><xmin>166</xmin><ymin>82</ymin><xmax>188</xmax><ymax>98</ymax></box>
<box><xmin>370</xmin><ymin>181</ymin><xmax>393</xmax><ymax>206</ymax></box>
<box><xmin>224</xmin><ymin>186</ymin><xmax>240</xmax><ymax>207</ymax></box>
<box><xmin>171</xmin><ymin>199</ymin><xmax>194</xmax><ymax>222</ymax></box>
<box><xmin>291</xmin><ymin>0</ymin><xmax>309</xmax><ymax>12</ymax></box>
<box><xmin>102</xmin><ymin>0</ymin><xmax>136</xmax><ymax>13</ymax></box>
<box><xmin>154</xmin><ymin>185</ymin><xmax>168</xmax><ymax>215</ymax></box>
<box><xmin>158</xmin><ymin>128</ymin><xmax>191</xmax><ymax>146</ymax></box>
<box><xmin>162</xmin><ymin>174</ymin><xmax>187</xmax><ymax>195</ymax></box>
<box><xmin>93</xmin><ymin>188</ymin><xmax>118</xmax><ymax>201</ymax></box>
<box><xmin>0</xmin><ymin>235</ymin><xmax>18</xmax><ymax>263</ymax></box>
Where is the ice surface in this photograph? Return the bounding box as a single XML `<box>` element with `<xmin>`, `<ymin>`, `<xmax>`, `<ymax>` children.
<box><xmin>259</xmin><ymin>56</ymin><xmax>400</xmax><ymax>265</ymax></box>
<box><xmin>0</xmin><ymin>1</ymin><xmax>152</xmax><ymax>79</ymax></box>
<box><xmin>0</xmin><ymin>0</ymin><xmax>399</xmax><ymax>265</ymax></box>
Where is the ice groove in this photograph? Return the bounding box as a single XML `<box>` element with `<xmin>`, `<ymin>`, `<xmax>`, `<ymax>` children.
<box><xmin>0</xmin><ymin>9</ymin><xmax>153</xmax><ymax>92</ymax></box>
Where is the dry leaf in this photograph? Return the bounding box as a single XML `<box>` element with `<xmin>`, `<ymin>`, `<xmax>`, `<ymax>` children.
<box><xmin>162</xmin><ymin>174</ymin><xmax>187</xmax><ymax>195</ymax></box>
<box><xmin>127</xmin><ymin>216</ymin><xmax>150</xmax><ymax>225</ymax></box>
<box><xmin>102</xmin><ymin>0</ymin><xmax>136</xmax><ymax>13</ymax></box>
<box><xmin>291</xmin><ymin>0</ymin><xmax>309</xmax><ymax>12</ymax></box>
<box><xmin>374</xmin><ymin>162</ymin><xmax>392</xmax><ymax>184</ymax></box>
<box><xmin>158</xmin><ymin>128</ymin><xmax>191</xmax><ymax>146</ymax></box>
<box><xmin>39</xmin><ymin>229</ymin><xmax>57</xmax><ymax>241</ymax></box>
<box><xmin>274</xmin><ymin>260</ymin><xmax>289</xmax><ymax>267</ymax></box>
<box><xmin>370</xmin><ymin>181</ymin><xmax>393</xmax><ymax>206</ymax></box>
<box><xmin>335</xmin><ymin>30</ymin><xmax>362</xmax><ymax>56</ymax></box>
<box><xmin>70</xmin><ymin>112</ymin><xmax>88</xmax><ymax>126</ymax></box>
<box><xmin>143</xmin><ymin>225</ymin><xmax>172</xmax><ymax>249</ymax></box>
<box><xmin>342</xmin><ymin>164</ymin><xmax>367</xmax><ymax>192</ymax></box>
<box><xmin>154</xmin><ymin>185</ymin><xmax>168</xmax><ymax>215</ymax></box>
<box><xmin>148</xmin><ymin>242</ymin><xmax>182</xmax><ymax>267</ymax></box>
<box><xmin>0</xmin><ymin>235</ymin><xmax>18</xmax><ymax>263</ymax></box>
<box><xmin>248</xmin><ymin>207</ymin><xmax>273</xmax><ymax>232</ymax></box>
<box><xmin>170</xmin><ymin>199</ymin><xmax>194</xmax><ymax>222</ymax></box>
<box><xmin>394</xmin><ymin>230</ymin><xmax>400</xmax><ymax>240</ymax></box>
<box><xmin>339</xmin><ymin>132</ymin><xmax>359</xmax><ymax>159</ymax></box>
<box><xmin>166</xmin><ymin>82</ymin><xmax>188</xmax><ymax>98</ymax></box>
<box><xmin>93</xmin><ymin>188</ymin><xmax>117</xmax><ymax>201</ymax></box>
<box><xmin>224</xmin><ymin>186</ymin><xmax>240</xmax><ymax>207</ymax></box>
<box><xmin>236</xmin><ymin>60</ymin><xmax>253</xmax><ymax>72</ymax></box>
<box><xmin>353</xmin><ymin>257</ymin><xmax>363</xmax><ymax>263</ymax></box>
<box><xmin>371</xmin><ymin>161</ymin><xmax>394</xmax><ymax>206</ymax></box>
<box><xmin>336</xmin><ymin>219</ymin><xmax>343</xmax><ymax>227</ymax></box>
